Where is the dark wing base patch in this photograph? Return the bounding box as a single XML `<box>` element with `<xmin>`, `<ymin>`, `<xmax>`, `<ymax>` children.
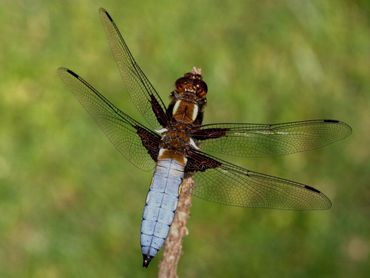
<box><xmin>136</xmin><ymin>126</ymin><xmax>161</xmax><ymax>162</ymax></box>
<box><xmin>185</xmin><ymin>150</ymin><xmax>222</xmax><ymax>173</ymax></box>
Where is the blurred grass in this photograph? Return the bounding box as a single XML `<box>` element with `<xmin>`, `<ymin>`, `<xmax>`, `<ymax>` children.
<box><xmin>0</xmin><ymin>0</ymin><xmax>369</xmax><ymax>277</ymax></box>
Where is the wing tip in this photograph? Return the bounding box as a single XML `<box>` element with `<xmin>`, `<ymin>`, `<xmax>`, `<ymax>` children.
<box><xmin>323</xmin><ymin>119</ymin><xmax>339</xmax><ymax>123</ymax></box>
<box><xmin>303</xmin><ymin>185</ymin><xmax>332</xmax><ymax>210</ymax></box>
<box><xmin>99</xmin><ymin>7</ymin><xmax>113</xmax><ymax>22</ymax></box>
<box><xmin>304</xmin><ymin>185</ymin><xmax>320</xmax><ymax>193</ymax></box>
<box><xmin>68</xmin><ymin>69</ymin><xmax>79</xmax><ymax>78</ymax></box>
<box><xmin>318</xmin><ymin>197</ymin><xmax>332</xmax><ymax>210</ymax></box>
<box><xmin>323</xmin><ymin>119</ymin><xmax>352</xmax><ymax>137</ymax></box>
<box><xmin>58</xmin><ymin>67</ymin><xmax>79</xmax><ymax>78</ymax></box>
<box><xmin>342</xmin><ymin>121</ymin><xmax>353</xmax><ymax>137</ymax></box>
<box><xmin>57</xmin><ymin>66</ymin><xmax>67</xmax><ymax>73</ymax></box>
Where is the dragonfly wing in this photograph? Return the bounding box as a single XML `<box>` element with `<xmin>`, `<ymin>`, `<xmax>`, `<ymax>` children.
<box><xmin>99</xmin><ymin>8</ymin><xmax>167</xmax><ymax>129</ymax></box>
<box><xmin>58</xmin><ymin>67</ymin><xmax>160</xmax><ymax>171</ymax></box>
<box><xmin>187</xmin><ymin>151</ymin><xmax>331</xmax><ymax>210</ymax></box>
<box><xmin>192</xmin><ymin>120</ymin><xmax>352</xmax><ymax>158</ymax></box>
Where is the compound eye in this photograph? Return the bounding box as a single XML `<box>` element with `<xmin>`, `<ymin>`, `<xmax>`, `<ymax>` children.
<box><xmin>195</xmin><ymin>80</ymin><xmax>208</xmax><ymax>97</ymax></box>
<box><xmin>175</xmin><ymin>77</ymin><xmax>188</xmax><ymax>90</ymax></box>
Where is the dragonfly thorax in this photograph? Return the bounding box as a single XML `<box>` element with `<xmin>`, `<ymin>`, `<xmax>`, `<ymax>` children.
<box><xmin>160</xmin><ymin>127</ymin><xmax>190</xmax><ymax>154</ymax></box>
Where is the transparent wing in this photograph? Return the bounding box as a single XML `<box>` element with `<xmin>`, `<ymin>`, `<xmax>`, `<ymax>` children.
<box><xmin>58</xmin><ymin>67</ymin><xmax>159</xmax><ymax>170</ymax></box>
<box><xmin>99</xmin><ymin>8</ymin><xmax>167</xmax><ymax>129</ymax></box>
<box><xmin>190</xmin><ymin>152</ymin><xmax>331</xmax><ymax>210</ymax></box>
<box><xmin>195</xmin><ymin>120</ymin><xmax>352</xmax><ymax>158</ymax></box>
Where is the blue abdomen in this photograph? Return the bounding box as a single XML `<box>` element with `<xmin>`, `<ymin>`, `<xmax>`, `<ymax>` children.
<box><xmin>141</xmin><ymin>157</ymin><xmax>184</xmax><ymax>265</ymax></box>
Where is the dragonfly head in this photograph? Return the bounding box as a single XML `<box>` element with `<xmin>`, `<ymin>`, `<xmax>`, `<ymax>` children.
<box><xmin>175</xmin><ymin>68</ymin><xmax>208</xmax><ymax>101</ymax></box>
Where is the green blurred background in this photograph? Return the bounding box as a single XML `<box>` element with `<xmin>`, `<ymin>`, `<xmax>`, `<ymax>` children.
<box><xmin>0</xmin><ymin>0</ymin><xmax>369</xmax><ymax>277</ymax></box>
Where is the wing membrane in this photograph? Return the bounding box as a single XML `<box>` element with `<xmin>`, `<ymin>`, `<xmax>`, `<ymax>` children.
<box><xmin>58</xmin><ymin>67</ymin><xmax>159</xmax><ymax>170</ymax></box>
<box><xmin>189</xmin><ymin>152</ymin><xmax>331</xmax><ymax>210</ymax></box>
<box><xmin>99</xmin><ymin>8</ymin><xmax>167</xmax><ymax>129</ymax></box>
<box><xmin>195</xmin><ymin>120</ymin><xmax>351</xmax><ymax>158</ymax></box>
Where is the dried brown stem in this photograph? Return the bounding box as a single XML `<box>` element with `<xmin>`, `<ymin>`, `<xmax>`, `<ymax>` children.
<box><xmin>158</xmin><ymin>177</ymin><xmax>194</xmax><ymax>278</ymax></box>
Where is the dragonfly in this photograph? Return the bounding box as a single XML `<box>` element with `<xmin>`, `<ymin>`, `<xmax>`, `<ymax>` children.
<box><xmin>58</xmin><ymin>8</ymin><xmax>352</xmax><ymax>268</ymax></box>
